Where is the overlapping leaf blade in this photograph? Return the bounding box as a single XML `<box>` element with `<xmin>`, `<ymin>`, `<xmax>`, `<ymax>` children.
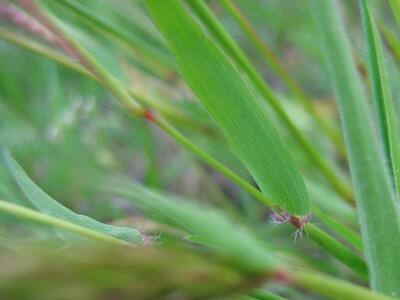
<box><xmin>361</xmin><ymin>2</ymin><xmax>400</xmax><ymax>196</ymax></box>
<box><xmin>145</xmin><ymin>0</ymin><xmax>310</xmax><ymax>216</ymax></box>
<box><xmin>311</xmin><ymin>0</ymin><xmax>400</xmax><ymax>295</ymax></box>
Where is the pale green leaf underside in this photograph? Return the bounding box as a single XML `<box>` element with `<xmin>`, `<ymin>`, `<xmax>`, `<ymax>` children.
<box><xmin>145</xmin><ymin>0</ymin><xmax>310</xmax><ymax>216</ymax></box>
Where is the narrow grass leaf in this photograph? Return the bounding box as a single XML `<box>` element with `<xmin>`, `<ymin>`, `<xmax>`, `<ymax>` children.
<box><xmin>145</xmin><ymin>0</ymin><xmax>310</xmax><ymax>216</ymax></box>
<box><xmin>1</xmin><ymin>148</ymin><xmax>143</xmax><ymax>244</ymax></box>
<box><xmin>311</xmin><ymin>0</ymin><xmax>400</xmax><ymax>295</ymax></box>
<box><xmin>361</xmin><ymin>2</ymin><xmax>400</xmax><ymax>196</ymax></box>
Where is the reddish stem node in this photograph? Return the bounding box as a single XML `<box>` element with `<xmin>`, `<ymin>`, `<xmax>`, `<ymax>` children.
<box><xmin>144</xmin><ymin>109</ymin><xmax>156</xmax><ymax>122</ymax></box>
<box><xmin>272</xmin><ymin>269</ymin><xmax>293</xmax><ymax>284</ymax></box>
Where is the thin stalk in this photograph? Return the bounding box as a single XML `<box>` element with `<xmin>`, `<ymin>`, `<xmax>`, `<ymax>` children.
<box><xmin>219</xmin><ymin>0</ymin><xmax>346</xmax><ymax>157</ymax></box>
<box><xmin>304</xmin><ymin>224</ymin><xmax>367</xmax><ymax>278</ymax></box>
<box><xmin>17</xmin><ymin>1</ymin><xmax>366</xmax><ymax>277</ymax></box>
<box><xmin>314</xmin><ymin>208</ymin><xmax>363</xmax><ymax>253</ymax></box>
<box><xmin>187</xmin><ymin>0</ymin><xmax>353</xmax><ymax>203</ymax></box>
<box><xmin>0</xmin><ymin>199</ymin><xmax>130</xmax><ymax>246</ymax></box>
<box><xmin>153</xmin><ymin>116</ymin><xmax>274</xmax><ymax>208</ymax></box>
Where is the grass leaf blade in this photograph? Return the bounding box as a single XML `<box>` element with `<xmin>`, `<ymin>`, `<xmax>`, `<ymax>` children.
<box><xmin>145</xmin><ymin>0</ymin><xmax>310</xmax><ymax>216</ymax></box>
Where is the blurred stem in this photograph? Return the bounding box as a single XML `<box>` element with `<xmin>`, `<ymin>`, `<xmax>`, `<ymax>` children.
<box><xmin>55</xmin><ymin>0</ymin><xmax>176</xmax><ymax>79</ymax></box>
<box><xmin>249</xmin><ymin>290</ymin><xmax>287</xmax><ymax>300</ymax></box>
<box><xmin>292</xmin><ymin>269</ymin><xmax>393</xmax><ymax>300</ymax></box>
<box><xmin>0</xmin><ymin>200</ymin><xmax>130</xmax><ymax>246</ymax></box>
<box><xmin>379</xmin><ymin>22</ymin><xmax>400</xmax><ymax>67</ymax></box>
<box><xmin>219</xmin><ymin>0</ymin><xmax>346</xmax><ymax>157</ymax></box>
<box><xmin>15</xmin><ymin>1</ymin><xmax>366</xmax><ymax>277</ymax></box>
<box><xmin>187</xmin><ymin>0</ymin><xmax>353</xmax><ymax>204</ymax></box>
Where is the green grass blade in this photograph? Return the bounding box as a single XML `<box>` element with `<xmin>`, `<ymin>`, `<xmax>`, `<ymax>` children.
<box><xmin>145</xmin><ymin>0</ymin><xmax>310</xmax><ymax>216</ymax></box>
<box><xmin>311</xmin><ymin>0</ymin><xmax>400</xmax><ymax>295</ymax></box>
<box><xmin>187</xmin><ymin>0</ymin><xmax>352</xmax><ymax>202</ymax></box>
<box><xmin>361</xmin><ymin>3</ymin><xmax>400</xmax><ymax>196</ymax></box>
<box><xmin>0</xmin><ymin>199</ymin><xmax>129</xmax><ymax>246</ymax></box>
<box><xmin>1</xmin><ymin>148</ymin><xmax>143</xmax><ymax>244</ymax></box>
<box><xmin>108</xmin><ymin>179</ymin><xmax>279</xmax><ymax>273</ymax></box>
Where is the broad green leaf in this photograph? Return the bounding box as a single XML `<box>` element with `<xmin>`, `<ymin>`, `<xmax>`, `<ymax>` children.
<box><xmin>1</xmin><ymin>148</ymin><xmax>143</xmax><ymax>244</ymax></box>
<box><xmin>361</xmin><ymin>3</ymin><xmax>400</xmax><ymax>196</ymax></box>
<box><xmin>311</xmin><ymin>0</ymin><xmax>400</xmax><ymax>295</ymax></box>
<box><xmin>145</xmin><ymin>0</ymin><xmax>310</xmax><ymax>216</ymax></box>
<box><xmin>107</xmin><ymin>179</ymin><xmax>279</xmax><ymax>273</ymax></box>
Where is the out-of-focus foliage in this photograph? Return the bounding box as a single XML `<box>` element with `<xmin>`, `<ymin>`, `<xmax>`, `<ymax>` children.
<box><xmin>0</xmin><ymin>0</ymin><xmax>399</xmax><ymax>299</ymax></box>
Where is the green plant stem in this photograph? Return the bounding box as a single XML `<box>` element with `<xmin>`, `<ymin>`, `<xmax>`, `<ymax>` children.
<box><xmin>219</xmin><ymin>0</ymin><xmax>346</xmax><ymax>157</ymax></box>
<box><xmin>187</xmin><ymin>0</ymin><xmax>353</xmax><ymax>203</ymax></box>
<box><xmin>313</xmin><ymin>207</ymin><xmax>363</xmax><ymax>252</ymax></box>
<box><xmin>16</xmin><ymin>1</ymin><xmax>366</xmax><ymax>277</ymax></box>
<box><xmin>0</xmin><ymin>199</ymin><xmax>130</xmax><ymax>246</ymax></box>
<box><xmin>292</xmin><ymin>269</ymin><xmax>395</xmax><ymax>300</ymax></box>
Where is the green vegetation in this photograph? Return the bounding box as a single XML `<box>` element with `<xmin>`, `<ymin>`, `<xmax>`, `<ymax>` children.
<box><xmin>0</xmin><ymin>0</ymin><xmax>399</xmax><ymax>299</ymax></box>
